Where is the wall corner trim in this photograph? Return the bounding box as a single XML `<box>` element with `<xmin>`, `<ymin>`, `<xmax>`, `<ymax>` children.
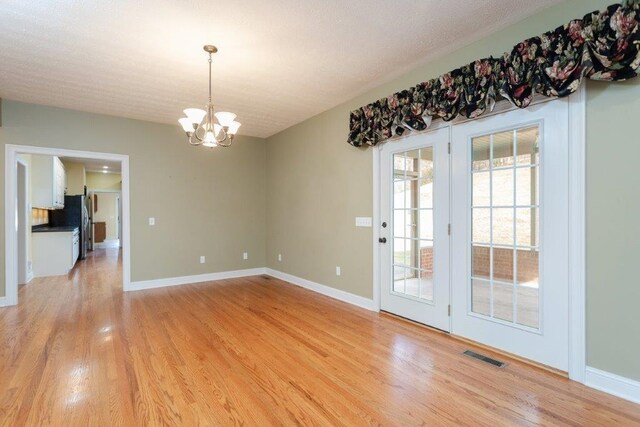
<box><xmin>126</xmin><ymin>268</ymin><xmax>267</xmax><ymax>292</ymax></box>
<box><xmin>567</xmin><ymin>84</ymin><xmax>587</xmax><ymax>383</ymax></box>
<box><xmin>265</xmin><ymin>268</ymin><xmax>377</xmax><ymax>311</ymax></box>
<box><xmin>585</xmin><ymin>367</ymin><xmax>640</xmax><ymax>404</ymax></box>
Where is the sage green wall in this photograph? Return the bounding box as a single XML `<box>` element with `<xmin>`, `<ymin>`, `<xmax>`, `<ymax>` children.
<box><xmin>1</xmin><ymin>100</ymin><xmax>267</xmax><ymax>290</ymax></box>
<box><xmin>61</xmin><ymin>161</ymin><xmax>86</xmax><ymax>195</ymax></box>
<box><xmin>266</xmin><ymin>0</ymin><xmax>640</xmax><ymax>381</ymax></box>
<box><xmin>586</xmin><ymin>78</ymin><xmax>640</xmax><ymax>382</ymax></box>
<box><xmin>86</xmin><ymin>171</ymin><xmax>122</xmax><ymax>191</ymax></box>
<box><xmin>93</xmin><ymin>192</ymin><xmax>119</xmax><ymax>240</ymax></box>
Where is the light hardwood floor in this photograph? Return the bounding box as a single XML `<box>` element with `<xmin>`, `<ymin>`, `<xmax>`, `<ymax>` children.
<box><xmin>1</xmin><ymin>247</ymin><xmax>639</xmax><ymax>425</ymax></box>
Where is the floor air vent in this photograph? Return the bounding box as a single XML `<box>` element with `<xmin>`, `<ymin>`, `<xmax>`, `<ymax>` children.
<box><xmin>463</xmin><ymin>350</ymin><xmax>507</xmax><ymax>368</ymax></box>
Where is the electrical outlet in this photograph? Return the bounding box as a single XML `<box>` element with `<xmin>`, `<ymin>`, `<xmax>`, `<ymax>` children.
<box><xmin>278</xmin><ymin>254</ymin><xmax>282</xmax><ymax>262</ymax></box>
<box><xmin>336</xmin><ymin>266</ymin><xmax>341</xmax><ymax>276</ymax></box>
<box><xmin>200</xmin><ymin>256</ymin><xmax>206</xmax><ymax>264</ymax></box>
<box><xmin>148</xmin><ymin>217</ymin><xmax>155</xmax><ymax>226</ymax></box>
<box><xmin>243</xmin><ymin>252</ymin><xmax>248</xmax><ymax>260</ymax></box>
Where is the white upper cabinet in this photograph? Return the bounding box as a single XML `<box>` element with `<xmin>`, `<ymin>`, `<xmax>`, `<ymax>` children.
<box><xmin>31</xmin><ymin>155</ymin><xmax>66</xmax><ymax>209</ymax></box>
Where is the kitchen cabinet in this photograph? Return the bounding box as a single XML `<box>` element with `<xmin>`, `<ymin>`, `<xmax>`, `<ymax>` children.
<box><xmin>31</xmin><ymin>155</ymin><xmax>66</xmax><ymax>209</ymax></box>
<box><xmin>72</xmin><ymin>230</ymin><xmax>80</xmax><ymax>263</ymax></box>
<box><xmin>32</xmin><ymin>228</ymin><xmax>79</xmax><ymax>277</ymax></box>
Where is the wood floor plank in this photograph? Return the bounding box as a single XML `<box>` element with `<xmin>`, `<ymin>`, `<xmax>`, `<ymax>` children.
<box><xmin>0</xmin><ymin>247</ymin><xmax>638</xmax><ymax>426</ymax></box>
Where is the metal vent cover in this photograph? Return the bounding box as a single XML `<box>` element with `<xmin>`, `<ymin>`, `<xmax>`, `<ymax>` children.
<box><xmin>463</xmin><ymin>350</ymin><xmax>507</xmax><ymax>368</ymax></box>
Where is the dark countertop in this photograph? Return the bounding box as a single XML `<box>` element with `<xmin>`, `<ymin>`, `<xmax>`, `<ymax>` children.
<box><xmin>32</xmin><ymin>225</ymin><xmax>79</xmax><ymax>233</ymax></box>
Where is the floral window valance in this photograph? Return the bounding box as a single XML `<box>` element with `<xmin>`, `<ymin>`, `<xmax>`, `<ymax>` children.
<box><xmin>348</xmin><ymin>0</ymin><xmax>640</xmax><ymax>147</ymax></box>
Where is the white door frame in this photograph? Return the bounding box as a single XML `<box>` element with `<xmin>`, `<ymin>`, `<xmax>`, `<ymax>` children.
<box><xmin>372</xmin><ymin>85</ymin><xmax>586</xmax><ymax>382</ymax></box>
<box><xmin>4</xmin><ymin>144</ymin><xmax>132</xmax><ymax>305</ymax></box>
<box><xmin>90</xmin><ymin>189</ymin><xmax>122</xmax><ymax>244</ymax></box>
<box><xmin>379</xmin><ymin>127</ymin><xmax>451</xmax><ymax>331</ymax></box>
<box><xmin>16</xmin><ymin>158</ymin><xmax>29</xmax><ymax>285</ymax></box>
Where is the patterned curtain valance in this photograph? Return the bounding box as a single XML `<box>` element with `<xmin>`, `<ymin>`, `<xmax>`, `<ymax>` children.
<box><xmin>348</xmin><ymin>1</ymin><xmax>640</xmax><ymax>147</ymax></box>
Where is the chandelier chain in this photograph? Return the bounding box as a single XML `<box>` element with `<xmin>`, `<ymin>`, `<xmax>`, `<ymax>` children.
<box><xmin>208</xmin><ymin>53</ymin><xmax>212</xmax><ymax>104</ymax></box>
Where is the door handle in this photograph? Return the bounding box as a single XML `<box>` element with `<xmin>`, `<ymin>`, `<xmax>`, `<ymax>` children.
<box><xmin>379</xmin><ymin>237</ymin><xmax>387</xmax><ymax>243</ymax></box>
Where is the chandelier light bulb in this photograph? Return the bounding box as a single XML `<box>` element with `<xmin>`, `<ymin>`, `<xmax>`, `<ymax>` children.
<box><xmin>203</xmin><ymin>131</ymin><xmax>217</xmax><ymax>147</ymax></box>
<box><xmin>184</xmin><ymin>108</ymin><xmax>207</xmax><ymax>126</ymax></box>
<box><xmin>204</xmin><ymin>130</ymin><xmax>215</xmax><ymax>143</ymax></box>
<box><xmin>227</xmin><ymin>121</ymin><xmax>241</xmax><ymax>135</ymax></box>
<box><xmin>178</xmin><ymin>118</ymin><xmax>193</xmax><ymax>133</ymax></box>
<box><xmin>214</xmin><ymin>112</ymin><xmax>237</xmax><ymax>128</ymax></box>
<box><xmin>213</xmin><ymin>123</ymin><xmax>223</xmax><ymax>137</ymax></box>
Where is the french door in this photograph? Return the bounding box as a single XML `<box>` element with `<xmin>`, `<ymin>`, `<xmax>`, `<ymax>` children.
<box><xmin>379</xmin><ymin>99</ymin><xmax>570</xmax><ymax>371</ymax></box>
<box><xmin>380</xmin><ymin>127</ymin><xmax>450</xmax><ymax>331</ymax></box>
<box><xmin>450</xmin><ymin>100</ymin><xmax>569</xmax><ymax>370</ymax></box>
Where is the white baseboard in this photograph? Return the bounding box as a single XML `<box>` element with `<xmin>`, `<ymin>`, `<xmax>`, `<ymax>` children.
<box><xmin>111</xmin><ymin>266</ymin><xmax>378</xmax><ymax>312</ymax></box>
<box><xmin>265</xmin><ymin>268</ymin><xmax>376</xmax><ymax>311</ymax></box>
<box><xmin>585</xmin><ymin>366</ymin><xmax>640</xmax><ymax>404</ymax></box>
<box><xmin>126</xmin><ymin>268</ymin><xmax>267</xmax><ymax>292</ymax></box>
<box><xmin>0</xmin><ymin>296</ymin><xmax>9</xmax><ymax>308</ymax></box>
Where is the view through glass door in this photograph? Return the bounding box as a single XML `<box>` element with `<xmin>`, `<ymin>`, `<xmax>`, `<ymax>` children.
<box><xmin>380</xmin><ymin>127</ymin><xmax>450</xmax><ymax>331</ymax></box>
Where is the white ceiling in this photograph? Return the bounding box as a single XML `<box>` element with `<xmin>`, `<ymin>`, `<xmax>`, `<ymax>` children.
<box><xmin>0</xmin><ymin>0</ymin><xmax>562</xmax><ymax>138</ymax></box>
<box><xmin>62</xmin><ymin>157</ymin><xmax>122</xmax><ymax>173</ymax></box>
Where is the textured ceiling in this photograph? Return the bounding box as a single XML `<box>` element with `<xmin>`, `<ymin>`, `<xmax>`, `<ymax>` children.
<box><xmin>0</xmin><ymin>0</ymin><xmax>562</xmax><ymax>138</ymax></box>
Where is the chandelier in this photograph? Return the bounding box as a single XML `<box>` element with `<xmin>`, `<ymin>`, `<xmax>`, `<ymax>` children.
<box><xmin>178</xmin><ymin>45</ymin><xmax>241</xmax><ymax>148</ymax></box>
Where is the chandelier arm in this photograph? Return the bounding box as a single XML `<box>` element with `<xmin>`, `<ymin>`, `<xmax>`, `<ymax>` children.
<box><xmin>187</xmin><ymin>125</ymin><xmax>206</xmax><ymax>145</ymax></box>
<box><xmin>188</xmin><ymin>133</ymin><xmax>203</xmax><ymax>146</ymax></box>
<box><xmin>214</xmin><ymin>127</ymin><xmax>228</xmax><ymax>143</ymax></box>
<box><xmin>217</xmin><ymin>134</ymin><xmax>234</xmax><ymax>147</ymax></box>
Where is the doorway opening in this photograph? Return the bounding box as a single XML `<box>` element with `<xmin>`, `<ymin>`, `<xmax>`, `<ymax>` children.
<box><xmin>4</xmin><ymin>145</ymin><xmax>131</xmax><ymax>307</ymax></box>
<box><xmin>91</xmin><ymin>190</ymin><xmax>122</xmax><ymax>249</ymax></box>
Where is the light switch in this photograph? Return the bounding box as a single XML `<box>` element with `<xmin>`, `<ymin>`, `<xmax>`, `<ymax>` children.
<box><xmin>278</xmin><ymin>254</ymin><xmax>282</xmax><ymax>262</ymax></box>
<box><xmin>200</xmin><ymin>256</ymin><xmax>206</xmax><ymax>264</ymax></box>
<box><xmin>336</xmin><ymin>266</ymin><xmax>341</xmax><ymax>276</ymax></box>
<box><xmin>243</xmin><ymin>252</ymin><xmax>248</xmax><ymax>260</ymax></box>
<box><xmin>355</xmin><ymin>217</ymin><xmax>372</xmax><ymax>227</ymax></box>
<box><xmin>148</xmin><ymin>217</ymin><xmax>155</xmax><ymax>226</ymax></box>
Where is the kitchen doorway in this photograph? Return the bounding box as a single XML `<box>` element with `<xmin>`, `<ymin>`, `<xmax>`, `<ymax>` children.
<box><xmin>4</xmin><ymin>145</ymin><xmax>131</xmax><ymax>306</ymax></box>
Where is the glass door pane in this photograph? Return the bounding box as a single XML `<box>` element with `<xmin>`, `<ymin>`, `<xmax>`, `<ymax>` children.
<box><xmin>393</xmin><ymin>147</ymin><xmax>434</xmax><ymax>301</ymax></box>
<box><xmin>470</xmin><ymin>125</ymin><xmax>540</xmax><ymax>329</ymax></box>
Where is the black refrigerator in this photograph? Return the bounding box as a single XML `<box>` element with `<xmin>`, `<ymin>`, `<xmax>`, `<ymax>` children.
<box><xmin>49</xmin><ymin>195</ymin><xmax>91</xmax><ymax>259</ymax></box>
